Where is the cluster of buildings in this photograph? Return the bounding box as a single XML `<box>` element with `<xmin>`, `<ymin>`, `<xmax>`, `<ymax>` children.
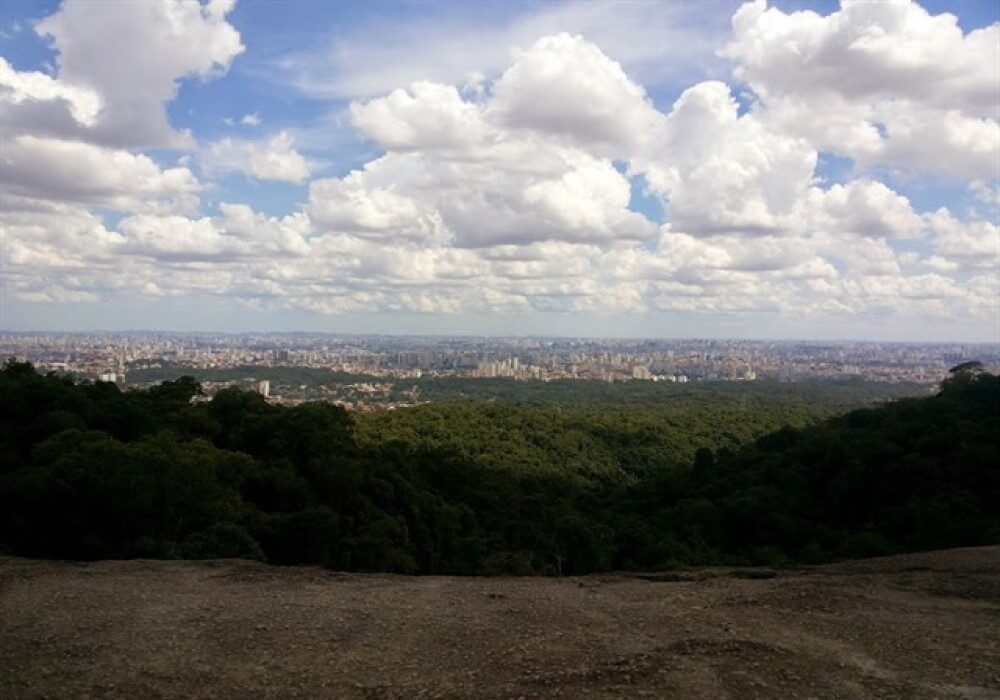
<box><xmin>3</xmin><ymin>332</ymin><xmax>996</xmax><ymax>390</ymax></box>
<box><xmin>185</xmin><ymin>377</ymin><xmax>408</xmax><ymax>411</ymax></box>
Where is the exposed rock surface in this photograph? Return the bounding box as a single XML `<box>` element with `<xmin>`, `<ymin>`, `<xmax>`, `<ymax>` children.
<box><xmin>2</xmin><ymin>547</ymin><xmax>998</xmax><ymax>698</ymax></box>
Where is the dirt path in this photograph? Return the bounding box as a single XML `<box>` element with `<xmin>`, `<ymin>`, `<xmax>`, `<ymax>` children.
<box><xmin>2</xmin><ymin>547</ymin><xmax>998</xmax><ymax>698</ymax></box>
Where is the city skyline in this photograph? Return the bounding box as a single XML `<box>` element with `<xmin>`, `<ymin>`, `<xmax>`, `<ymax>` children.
<box><xmin>6</xmin><ymin>330</ymin><xmax>996</xmax><ymax>384</ymax></box>
<box><xmin>4</xmin><ymin>327</ymin><xmax>1000</xmax><ymax>344</ymax></box>
<box><xmin>1</xmin><ymin>0</ymin><xmax>998</xmax><ymax>341</ymax></box>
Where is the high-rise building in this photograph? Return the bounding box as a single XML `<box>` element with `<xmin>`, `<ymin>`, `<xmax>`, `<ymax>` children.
<box><xmin>632</xmin><ymin>365</ymin><xmax>652</xmax><ymax>380</ymax></box>
<box><xmin>258</xmin><ymin>380</ymin><xmax>270</xmax><ymax>398</ymax></box>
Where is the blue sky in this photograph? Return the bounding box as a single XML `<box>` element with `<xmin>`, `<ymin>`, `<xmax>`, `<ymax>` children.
<box><xmin>1</xmin><ymin>0</ymin><xmax>997</xmax><ymax>339</ymax></box>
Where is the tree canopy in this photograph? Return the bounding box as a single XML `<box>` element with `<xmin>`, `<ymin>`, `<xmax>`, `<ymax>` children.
<box><xmin>1</xmin><ymin>361</ymin><xmax>996</xmax><ymax>573</ymax></box>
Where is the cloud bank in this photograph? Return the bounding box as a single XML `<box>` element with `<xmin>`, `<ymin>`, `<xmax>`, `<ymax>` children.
<box><xmin>2</xmin><ymin>0</ymin><xmax>997</xmax><ymax>336</ymax></box>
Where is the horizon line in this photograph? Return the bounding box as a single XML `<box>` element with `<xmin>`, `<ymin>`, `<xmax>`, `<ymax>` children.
<box><xmin>1</xmin><ymin>328</ymin><xmax>996</xmax><ymax>346</ymax></box>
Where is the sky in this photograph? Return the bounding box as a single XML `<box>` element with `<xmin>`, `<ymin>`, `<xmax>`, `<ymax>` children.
<box><xmin>0</xmin><ymin>0</ymin><xmax>997</xmax><ymax>341</ymax></box>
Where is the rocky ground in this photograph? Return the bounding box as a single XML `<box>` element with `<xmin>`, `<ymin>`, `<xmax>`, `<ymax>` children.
<box><xmin>1</xmin><ymin>547</ymin><xmax>998</xmax><ymax>699</ymax></box>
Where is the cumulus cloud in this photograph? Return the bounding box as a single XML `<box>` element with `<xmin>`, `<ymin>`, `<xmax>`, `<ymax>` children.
<box><xmin>308</xmin><ymin>166</ymin><xmax>450</xmax><ymax>244</ymax></box>
<box><xmin>923</xmin><ymin>208</ymin><xmax>999</xmax><ymax>272</ymax></box>
<box><xmin>803</xmin><ymin>180</ymin><xmax>924</xmax><ymax>238</ymax></box>
<box><xmin>308</xmin><ymin>124</ymin><xmax>656</xmax><ymax>248</ymax></box>
<box><xmin>119</xmin><ymin>214</ymin><xmax>237</xmax><ymax>260</ymax></box>
<box><xmin>276</xmin><ymin>28</ymin><xmax>997</xmax><ymax>321</ymax></box>
<box><xmin>3</xmin><ymin>2</ymin><xmax>996</xmax><ymax>333</ymax></box>
<box><xmin>1</xmin><ymin>135</ymin><xmax>200</xmax><ymax>214</ymax></box>
<box><xmin>636</xmin><ymin>80</ymin><xmax>816</xmax><ymax>234</ymax></box>
<box><xmin>201</xmin><ymin>131</ymin><xmax>310</xmax><ymax>183</ymax></box>
<box><xmin>2</xmin><ymin>204</ymin><xmax>122</xmax><ymax>272</ymax></box>
<box><xmin>0</xmin><ymin>56</ymin><xmax>101</xmax><ymax>126</ymax></box>
<box><xmin>1</xmin><ymin>202</ymin><xmax>129</xmax><ymax>304</ymax></box>
<box><xmin>351</xmin><ymin>82</ymin><xmax>491</xmax><ymax>151</ymax></box>
<box><xmin>489</xmin><ymin>33</ymin><xmax>662</xmax><ymax>155</ymax></box>
<box><xmin>119</xmin><ymin>205</ymin><xmax>311</xmax><ymax>262</ymax></box>
<box><xmin>3</xmin><ymin>202</ymin><xmax>313</xmax><ymax>305</ymax></box>
<box><xmin>34</xmin><ymin>0</ymin><xmax>243</xmax><ymax>149</ymax></box>
<box><xmin>0</xmin><ymin>2</ymin><xmax>240</xmax><ymax>225</ymax></box>
<box><xmin>723</xmin><ymin>0</ymin><xmax>1000</xmax><ymax>180</ymax></box>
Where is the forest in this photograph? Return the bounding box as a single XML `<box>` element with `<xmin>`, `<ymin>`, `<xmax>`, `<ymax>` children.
<box><xmin>0</xmin><ymin>361</ymin><xmax>996</xmax><ymax>575</ymax></box>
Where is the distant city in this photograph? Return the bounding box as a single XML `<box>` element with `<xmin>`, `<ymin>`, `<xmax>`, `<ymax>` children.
<box><xmin>4</xmin><ymin>332</ymin><xmax>997</xmax><ymax>407</ymax></box>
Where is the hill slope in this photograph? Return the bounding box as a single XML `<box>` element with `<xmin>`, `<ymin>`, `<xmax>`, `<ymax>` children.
<box><xmin>0</xmin><ymin>362</ymin><xmax>996</xmax><ymax>573</ymax></box>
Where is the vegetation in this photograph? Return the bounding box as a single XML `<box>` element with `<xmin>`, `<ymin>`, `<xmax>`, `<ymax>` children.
<box><xmin>354</xmin><ymin>384</ymin><xmax>922</xmax><ymax>482</ymax></box>
<box><xmin>1</xmin><ymin>361</ymin><xmax>995</xmax><ymax>574</ymax></box>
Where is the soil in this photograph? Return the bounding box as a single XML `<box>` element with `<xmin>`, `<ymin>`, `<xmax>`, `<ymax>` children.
<box><xmin>1</xmin><ymin>547</ymin><xmax>998</xmax><ymax>699</ymax></box>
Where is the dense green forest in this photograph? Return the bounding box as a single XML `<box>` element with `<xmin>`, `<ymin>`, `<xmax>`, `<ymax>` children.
<box><xmin>353</xmin><ymin>389</ymin><xmax>919</xmax><ymax>482</ymax></box>
<box><xmin>1</xmin><ymin>361</ymin><xmax>995</xmax><ymax>574</ymax></box>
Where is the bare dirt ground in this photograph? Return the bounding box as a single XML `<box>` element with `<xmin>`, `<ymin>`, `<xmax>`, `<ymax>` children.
<box><xmin>1</xmin><ymin>547</ymin><xmax>998</xmax><ymax>699</ymax></box>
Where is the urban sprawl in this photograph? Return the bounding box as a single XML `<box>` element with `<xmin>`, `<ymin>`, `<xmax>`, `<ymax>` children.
<box><xmin>3</xmin><ymin>332</ymin><xmax>995</xmax><ymax>410</ymax></box>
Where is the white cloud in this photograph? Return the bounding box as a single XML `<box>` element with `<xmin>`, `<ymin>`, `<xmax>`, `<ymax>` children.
<box><xmin>489</xmin><ymin>34</ymin><xmax>662</xmax><ymax>155</ymax></box>
<box><xmin>308</xmin><ymin>168</ymin><xmax>450</xmax><ymax>244</ymax></box>
<box><xmin>241</xmin><ymin>112</ymin><xmax>262</xmax><ymax>126</ymax></box>
<box><xmin>119</xmin><ymin>205</ymin><xmax>311</xmax><ymax>261</ymax></box>
<box><xmin>216</xmin><ymin>203</ymin><xmax>311</xmax><ymax>256</ymax></box>
<box><xmin>726</xmin><ymin>0</ymin><xmax>998</xmax><ymax>117</ymax></box>
<box><xmin>1</xmin><ymin>135</ymin><xmax>200</xmax><ymax>214</ymax></box>
<box><xmin>34</xmin><ymin>0</ymin><xmax>244</xmax><ymax>148</ymax></box>
<box><xmin>351</xmin><ymin>82</ymin><xmax>491</xmax><ymax>151</ymax></box>
<box><xmin>0</xmin><ymin>56</ymin><xmax>102</xmax><ymax>126</ymax></box>
<box><xmin>635</xmin><ymin>81</ymin><xmax>816</xmax><ymax>234</ymax></box>
<box><xmin>803</xmin><ymin>179</ymin><xmax>924</xmax><ymax>238</ymax></box>
<box><xmin>2</xmin><ymin>204</ymin><xmax>122</xmax><ymax>271</ymax></box>
<box><xmin>288</xmin><ymin>31</ymin><xmax>998</xmax><ymax>321</ymax></box>
<box><xmin>723</xmin><ymin>0</ymin><xmax>1000</xmax><ymax>180</ymax></box>
<box><xmin>923</xmin><ymin>208</ymin><xmax>999</xmax><ymax>272</ymax></box>
<box><xmin>201</xmin><ymin>131</ymin><xmax>310</xmax><ymax>183</ymax></box>
<box><xmin>308</xmin><ymin>133</ymin><xmax>656</xmax><ymax>248</ymax></box>
<box><xmin>0</xmin><ymin>23</ymin><xmax>213</xmax><ymax>226</ymax></box>
<box><xmin>4</xmin><ymin>6</ymin><xmax>996</xmax><ymax>333</ymax></box>
<box><xmin>120</xmin><ymin>214</ymin><xmax>237</xmax><ymax>260</ymax></box>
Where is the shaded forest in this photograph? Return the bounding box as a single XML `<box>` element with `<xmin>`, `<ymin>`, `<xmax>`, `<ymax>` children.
<box><xmin>1</xmin><ymin>361</ymin><xmax>996</xmax><ymax>574</ymax></box>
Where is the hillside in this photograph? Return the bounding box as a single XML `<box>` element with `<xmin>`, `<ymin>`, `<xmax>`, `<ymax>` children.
<box><xmin>1</xmin><ymin>547</ymin><xmax>998</xmax><ymax>698</ymax></box>
<box><xmin>0</xmin><ymin>362</ymin><xmax>996</xmax><ymax>573</ymax></box>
